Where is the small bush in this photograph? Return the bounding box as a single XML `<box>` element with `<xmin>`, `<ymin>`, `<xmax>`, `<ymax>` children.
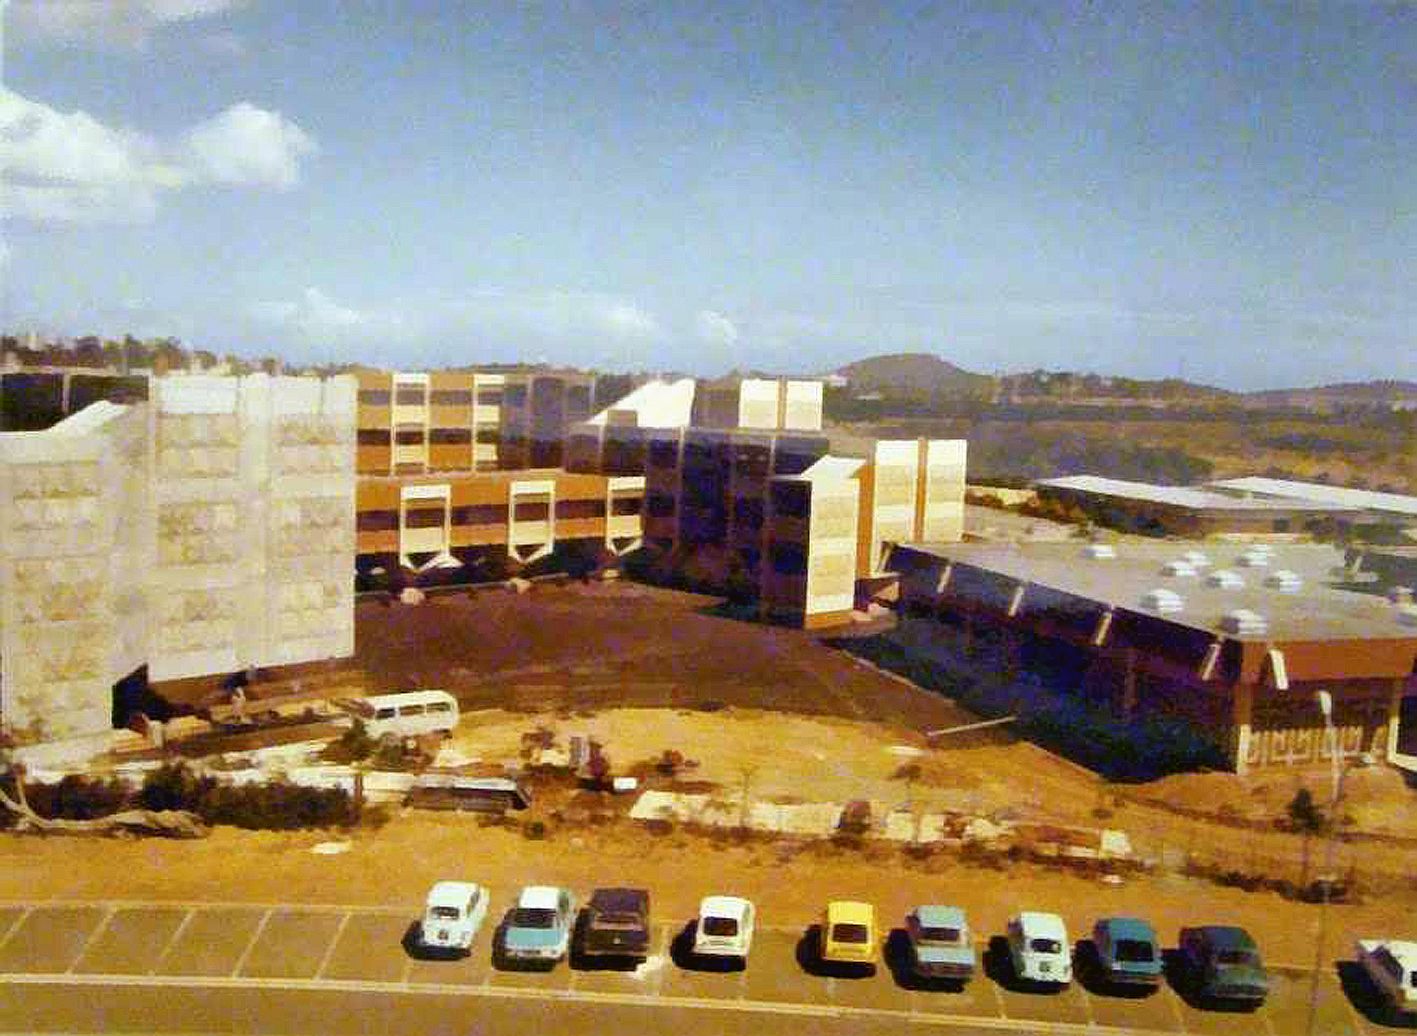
<box><xmin>26</xmin><ymin>776</ymin><xmax>129</xmax><ymax>820</ymax></box>
<box><xmin>139</xmin><ymin>763</ymin><xmax>355</xmax><ymax>830</ymax></box>
<box><xmin>523</xmin><ymin>819</ymin><xmax>548</xmax><ymax>840</ymax></box>
<box><xmin>324</xmin><ymin>720</ymin><xmax>375</xmax><ymax>764</ymax></box>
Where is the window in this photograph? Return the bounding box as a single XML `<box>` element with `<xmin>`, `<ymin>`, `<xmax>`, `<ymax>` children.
<box><xmin>771</xmin><ymin>484</ymin><xmax>810</xmax><ymax>519</ymax></box>
<box><xmin>358</xmin><ymin>389</ymin><xmax>391</xmax><ymax>405</ymax></box>
<box><xmin>395</xmin><ymin>387</ymin><xmax>426</xmax><ymax>406</ymax></box>
<box><xmin>918</xmin><ymin>926</ymin><xmax>962</xmax><ymax>944</ymax></box>
<box><xmin>451</xmin><ymin>504</ymin><xmax>509</xmax><ymax>526</ymax></box>
<box><xmin>394</xmin><ymin>429</ymin><xmax>425</xmax><ymax>445</ymax></box>
<box><xmin>357</xmin><ymin>429</ymin><xmax>391</xmax><ymax>446</ymax></box>
<box><xmin>832</xmin><ymin>924</ymin><xmax>869</xmax><ymax>944</ymax></box>
<box><xmin>1218</xmin><ymin>949</ymin><xmax>1258</xmax><ymax>966</ymax></box>
<box><xmin>357</xmin><ymin>510</ymin><xmax>399</xmax><ymax>531</ymax></box>
<box><xmin>770</xmin><ymin>544</ymin><xmax>807</xmax><ymax>576</ymax></box>
<box><xmin>514</xmin><ymin>501</ymin><xmax>550</xmax><ymax>522</ymax></box>
<box><xmin>702</xmin><ymin>917</ymin><xmax>738</xmax><ymax>937</ymax></box>
<box><xmin>504</xmin><ymin>385</ymin><xmax>528</xmax><ymax>406</ymax></box>
<box><xmin>431</xmin><ymin>906</ymin><xmax>461</xmax><ymax>920</ymax></box>
<box><xmin>649</xmin><ymin>440</ymin><xmax>680</xmax><ymax>468</ymax></box>
<box><xmin>375</xmin><ymin>708</ymin><xmax>396</xmax><ymax>720</ymax></box>
<box><xmin>475</xmin><ymin>427</ymin><xmax>500</xmax><ymax>445</ymax></box>
<box><xmin>399</xmin><ymin>704</ymin><xmax>426</xmax><ymax>716</ymax></box>
<box><xmin>429</xmin><ymin>427</ymin><xmax>472</xmax><ymax>445</ymax></box>
<box><xmin>647</xmin><ymin>493</ymin><xmax>676</xmax><ymax>518</ymax></box>
<box><xmin>512</xmin><ymin>908</ymin><xmax>557</xmax><ymax>929</ymax></box>
<box><xmin>476</xmin><ymin>389</ymin><xmax>503</xmax><ymax>407</ymax></box>
<box><xmin>405</xmin><ymin>508</ymin><xmax>445</xmax><ymax>529</ymax></box>
<box><xmin>1029</xmin><ymin>938</ymin><xmax>1063</xmax><ymax>954</ymax></box>
<box><xmin>430</xmin><ymin>390</ymin><xmax>473</xmax><ymax>405</ymax></box>
<box><xmin>557</xmin><ymin>499</ymin><xmax>605</xmax><ymax>520</ymax></box>
<box><xmin>611</xmin><ymin>495</ymin><xmax>642</xmax><ymax>517</ymax></box>
<box><xmin>1115</xmin><ymin>939</ymin><xmax>1155</xmax><ymax>962</ymax></box>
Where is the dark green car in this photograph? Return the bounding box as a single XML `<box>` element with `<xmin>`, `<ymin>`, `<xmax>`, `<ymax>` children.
<box><xmin>1178</xmin><ymin>925</ymin><xmax>1269</xmax><ymax>1008</ymax></box>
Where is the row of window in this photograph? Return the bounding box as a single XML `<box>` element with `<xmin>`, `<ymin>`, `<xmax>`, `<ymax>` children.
<box><xmin>357</xmin><ymin>428</ymin><xmax>501</xmax><ymax>446</ymax></box>
<box><xmin>357</xmin><ymin>496</ymin><xmax>641</xmax><ymax>531</ymax></box>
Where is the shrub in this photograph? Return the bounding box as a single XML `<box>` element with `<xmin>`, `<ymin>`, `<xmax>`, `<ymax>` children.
<box><xmin>324</xmin><ymin>720</ymin><xmax>375</xmax><ymax>764</ymax></box>
<box><xmin>139</xmin><ymin>763</ymin><xmax>355</xmax><ymax>830</ymax></box>
<box><xmin>25</xmin><ymin>776</ymin><xmax>129</xmax><ymax>820</ymax></box>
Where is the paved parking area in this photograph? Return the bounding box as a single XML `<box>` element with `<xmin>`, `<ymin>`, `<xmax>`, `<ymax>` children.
<box><xmin>0</xmin><ymin>899</ymin><xmax>1394</xmax><ymax>1035</ymax></box>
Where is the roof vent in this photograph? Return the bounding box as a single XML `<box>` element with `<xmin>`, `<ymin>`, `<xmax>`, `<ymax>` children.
<box><xmin>1140</xmin><ymin>588</ymin><xmax>1185</xmax><ymax>614</ymax></box>
<box><xmin>1264</xmin><ymin>569</ymin><xmax>1303</xmax><ymax>593</ymax></box>
<box><xmin>1221</xmin><ymin>609</ymin><xmax>1269</xmax><ymax>635</ymax></box>
<box><xmin>1236</xmin><ymin>548</ymin><xmax>1271</xmax><ymax>568</ymax></box>
<box><xmin>1181</xmin><ymin>549</ymin><xmax>1212</xmax><ymax>569</ymax></box>
<box><xmin>1082</xmin><ymin>543</ymin><xmax>1116</xmax><ymax>559</ymax></box>
<box><xmin>1161</xmin><ymin>560</ymin><xmax>1198</xmax><ymax>577</ymax></box>
<box><xmin>1207</xmin><ymin>569</ymin><xmax>1245</xmax><ymax>589</ymax></box>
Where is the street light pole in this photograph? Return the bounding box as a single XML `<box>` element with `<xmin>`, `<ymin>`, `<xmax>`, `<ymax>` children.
<box><xmin>1304</xmin><ymin>689</ymin><xmax>1342</xmax><ymax>1036</ymax></box>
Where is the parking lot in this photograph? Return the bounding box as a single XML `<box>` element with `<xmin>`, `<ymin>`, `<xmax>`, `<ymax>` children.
<box><xmin>0</xmin><ymin>899</ymin><xmax>1397</xmax><ymax>1035</ymax></box>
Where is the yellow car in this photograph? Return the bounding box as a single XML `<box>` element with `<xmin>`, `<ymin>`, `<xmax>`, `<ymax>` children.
<box><xmin>820</xmin><ymin>901</ymin><xmax>876</xmax><ymax>970</ymax></box>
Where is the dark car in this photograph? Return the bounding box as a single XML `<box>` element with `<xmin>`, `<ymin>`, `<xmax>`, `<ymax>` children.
<box><xmin>581</xmin><ymin>888</ymin><xmax>651</xmax><ymax>960</ymax></box>
<box><xmin>1092</xmin><ymin>917</ymin><xmax>1162</xmax><ymax>988</ymax></box>
<box><xmin>1178</xmin><ymin>925</ymin><xmax>1269</xmax><ymax>1008</ymax></box>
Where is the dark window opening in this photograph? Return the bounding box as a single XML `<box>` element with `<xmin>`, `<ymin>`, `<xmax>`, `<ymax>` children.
<box><xmin>404</xmin><ymin>508</ymin><xmax>447</xmax><ymax>529</ymax></box>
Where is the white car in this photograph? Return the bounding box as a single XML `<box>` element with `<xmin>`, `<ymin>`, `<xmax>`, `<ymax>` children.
<box><xmin>1007</xmin><ymin>911</ymin><xmax>1072</xmax><ymax>986</ymax></box>
<box><xmin>418</xmin><ymin>881</ymin><xmax>489</xmax><ymax>955</ymax></box>
<box><xmin>693</xmin><ymin>896</ymin><xmax>755</xmax><ymax>963</ymax></box>
<box><xmin>1357</xmin><ymin>939</ymin><xmax>1417</xmax><ymax>1018</ymax></box>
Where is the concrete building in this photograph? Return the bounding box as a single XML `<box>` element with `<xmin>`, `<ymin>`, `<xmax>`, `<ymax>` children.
<box><xmin>1209</xmin><ymin>477</ymin><xmax>1417</xmax><ymax>542</ymax></box>
<box><xmin>891</xmin><ymin>539</ymin><xmax>1417</xmax><ymax>773</ymax></box>
<box><xmin>0</xmin><ymin>375</ymin><xmax>355</xmax><ymax>743</ymax></box>
<box><xmin>1034</xmin><ymin>475</ymin><xmax>1356</xmax><ymax>538</ymax></box>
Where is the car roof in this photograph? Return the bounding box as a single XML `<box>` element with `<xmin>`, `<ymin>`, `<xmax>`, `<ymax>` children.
<box><xmin>516</xmin><ymin>886</ymin><xmax>564</xmax><ymax>911</ymax></box>
<box><xmin>1015</xmin><ymin>912</ymin><xmax>1067</xmax><ymax>938</ymax></box>
<box><xmin>1098</xmin><ymin>917</ymin><xmax>1156</xmax><ymax>942</ymax></box>
<box><xmin>915</xmin><ymin>905</ymin><xmax>966</xmax><ymax>927</ymax></box>
<box><xmin>1198</xmin><ymin>925</ymin><xmax>1258</xmax><ymax>950</ymax></box>
<box><xmin>827</xmin><ymin>901</ymin><xmax>874</xmax><ymax>925</ymax></box>
<box><xmin>427</xmin><ymin>881</ymin><xmax>481</xmax><ymax>906</ymax></box>
<box><xmin>590</xmin><ymin>887</ymin><xmax>648</xmax><ymax>911</ymax></box>
<box><xmin>699</xmin><ymin>896</ymin><xmax>750</xmax><ymax>920</ymax></box>
<box><xmin>1384</xmin><ymin>941</ymin><xmax>1417</xmax><ymax>967</ymax></box>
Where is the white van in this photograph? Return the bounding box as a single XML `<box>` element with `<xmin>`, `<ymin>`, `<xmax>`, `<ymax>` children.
<box><xmin>340</xmin><ymin>690</ymin><xmax>458</xmax><ymax>740</ymax></box>
<box><xmin>1008</xmin><ymin>911</ymin><xmax>1072</xmax><ymax>986</ymax></box>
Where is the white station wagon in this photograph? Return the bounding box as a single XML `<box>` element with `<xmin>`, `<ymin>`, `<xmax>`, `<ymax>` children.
<box><xmin>1008</xmin><ymin>911</ymin><xmax>1072</xmax><ymax>986</ymax></box>
<box><xmin>693</xmin><ymin>895</ymin><xmax>755</xmax><ymax>963</ymax></box>
<box><xmin>417</xmin><ymin>881</ymin><xmax>489</xmax><ymax>955</ymax></box>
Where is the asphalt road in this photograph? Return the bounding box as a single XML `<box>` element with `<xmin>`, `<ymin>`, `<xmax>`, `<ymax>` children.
<box><xmin>0</xmin><ymin>899</ymin><xmax>1401</xmax><ymax>1036</ymax></box>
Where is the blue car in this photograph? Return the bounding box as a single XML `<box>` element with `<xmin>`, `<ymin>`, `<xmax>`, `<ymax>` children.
<box><xmin>1091</xmin><ymin>917</ymin><xmax>1162</xmax><ymax>988</ymax></box>
<box><xmin>906</xmin><ymin>905</ymin><xmax>976</xmax><ymax>982</ymax></box>
<box><xmin>502</xmin><ymin>886</ymin><xmax>576</xmax><ymax>965</ymax></box>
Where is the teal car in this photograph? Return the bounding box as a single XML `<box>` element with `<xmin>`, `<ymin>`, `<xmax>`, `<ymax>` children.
<box><xmin>1178</xmin><ymin>925</ymin><xmax>1269</xmax><ymax>1008</ymax></box>
<box><xmin>502</xmin><ymin>886</ymin><xmax>576</xmax><ymax>965</ymax></box>
<box><xmin>1091</xmin><ymin>917</ymin><xmax>1161</xmax><ymax>988</ymax></box>
<box><xmin>905</xmin><ymin>905</ymin><xmax>976</xmax><ymax>982</ymax></box>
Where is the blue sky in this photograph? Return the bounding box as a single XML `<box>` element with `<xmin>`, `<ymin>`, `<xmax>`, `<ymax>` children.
<box><xmin>1</xmin><ymin>2</ymin><xmax>1413</xmax><ymax>388</ymax></box>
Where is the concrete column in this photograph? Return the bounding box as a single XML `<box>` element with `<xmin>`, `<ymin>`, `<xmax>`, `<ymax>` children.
<box><xmin>1232</xmin><ymin>682</ymin><xmax>1255</xmax><ymax>775</ymax></box>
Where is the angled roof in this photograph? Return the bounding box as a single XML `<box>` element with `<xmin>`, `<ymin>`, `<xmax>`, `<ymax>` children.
<box><xmin>1036</xmin><ymin>475</ymin><xmax>1358</xmax><ymax>513</ymax></box>
<box><xmin>699</xmin><ymin>895</ymin><xmax>751</xmax><ymax>920</ymax></box>
<box><xmin>589</xmin><ymin>887</ymin><xmax>648</xmax><ymax>912</ymax></box>
<box><xmin>1097</xmin><ymin>917</ymin><xmax>1156</xmax><ymax>942</ymax></box>
<box><xmin>1015</xmin><ymin>911</ymin><xmax>1068</xmax><ymax>939</ymax></box>
<box><xmin>1210</xmin><ymin>477</ymin><xmax>1417</xmax><ymax>519</ymax></box>
<box><xmin>427</xmin><ymin>881</ymin><xmax>481</xmax><ymax>907</ymax></box>
<box><xmin>1198</xmin><ymin>925</ymin><xmax>1258</xmax><ymax>950</ymax></box>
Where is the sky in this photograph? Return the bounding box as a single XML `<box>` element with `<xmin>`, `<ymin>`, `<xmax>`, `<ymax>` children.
<box><xmin>0</xmin><ymin>2</ymin><xmax>1413</xmax><ymax>389</ymax></box>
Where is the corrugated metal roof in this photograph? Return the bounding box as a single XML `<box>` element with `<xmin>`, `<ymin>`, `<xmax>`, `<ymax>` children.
<box><xmin>1035</xmin><ymin>475</ymin><xmax>1359</xmax><ymax>512</ymax></box>
<box><xmin>1209</xmin><ymin>477</ymin><xmax>1417</xmax><ymax>518</ymax></box>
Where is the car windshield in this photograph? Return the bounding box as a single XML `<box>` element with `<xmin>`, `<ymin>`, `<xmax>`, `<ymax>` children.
<box><xmin>702</xmin><ymin>917</ymin><xmax>738</xmax><ymax>937</ymax></box>
<box><xmin>1115</xmin><ymin>939</ymin><xmax>1155</xmax><ymax>962</ymax></box>
<box><xmin>1029</xmin><ymin>938</ymin><xmax>1063</xmax><ymax>955</ymax></box>
<box><xmin>919</xmin><ymin>926</ymin><xmax>962</xmax><ymax>944</ymax></box>
<box><xmin>832</xmin><ymin>923</ymin><xmax>870</xmax><ymax>944</ymax></box>
<box><xmin>511</xmin><ymin>908</ymin><xmax>557</xmax><ymax>929</ymax></box>
<box><xmin>430</xmin><ymin>906</ymin><xmax>461</xmax><ymax>920</ymax></box>
<box><xmin>1218</xmin><ymin>949</ymin><xmax>1259</xmax><ymax>966</ymax></box>
<box><xmin>596</xmin><ymin>913</ymin><xmax>643</xmax><ymax>928</ymax></box>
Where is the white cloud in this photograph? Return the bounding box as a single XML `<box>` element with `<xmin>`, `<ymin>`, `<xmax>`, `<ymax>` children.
<box><xmin>251</xmin><ymin>288</ymin><xmax>405</xmax><ymax>346</ymax></box>
<box><xmin>0</xmin><ymin>240</ymin><xmax>10</xmax><ymax>270</ymax></box>
<box><xmin>11</xmin><ymin>0</ymin><xmax>247</xmax><ymax>49</ymax></box>
<box><xmin>445</xmin><ymin>291</ymin><xmax>662</xmax><ymax>344</ymax></box>
<box><xmin>185</xmin><ymin>103</ymin><xmax>317</xmax><ymax>189</ymax></box>
<box><xmin>694</xmin><ymin>309</ymin><xmax>740</xmax><ymax>348</ymax></box>
<box><xmin>0</xmin><ymin>90</ymin><xmax>317</xmax><ymax>223</ymax></box>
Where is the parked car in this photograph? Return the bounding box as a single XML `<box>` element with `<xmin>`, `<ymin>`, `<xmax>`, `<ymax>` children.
<box><xmin>339</xmin><ymin>690</ymin><xmax>458</xmax><ymax>740</ymax></box>
<box><xmin>1007</xmin><ymin>912</ymin><xmax>1072</xmax><ymax>986</ymax></box>
<box><xmin>502</xmin><ymin>886</ymin><xmax>576</xmax><ymax>965</ymax></box>
<box><xmin>820</xmin><ymin>901</ymin><xmax>876</xmax><ymax>970</ymax></box>
<box><xmin>1355</xmin><ymin>939</ymin><xmax>1417</xmax><ymax>1019</ymax></box>
<box><xmin>417</xmin><ymin>881</ymin><xmax>489</xmax><ymax>955</ymax></box>
<box><xmin>581</xmin><ymin>887</ymin><xmax>652</xmax><ymax>961</ymax></box>
<box><xmin>1178</xmin><ymin>925</ymin><xmax>1269</xmax><ymax>1008</ymax></box>
<box><xmin>904</xmin><ymin>905</ymin><xmax>975</xmax><ymax>982</ymax></box>
<box><xmin>692</xmin><ymin>895</ymin><xmax>755</xmax><ymax>963</ymax></box>
<box><xmin>1091</xmin><ymin>917</ymin><xmax>1162</xmax><ymax>988</ymax></box>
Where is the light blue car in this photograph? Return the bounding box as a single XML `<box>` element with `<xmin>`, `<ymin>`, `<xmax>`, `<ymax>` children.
<box><xmin>906</xmin><ymin>905</ymin><xmax>976</xmax><ymax>982</ymax></box>
<box><xmin>502</xmin><ymin>886</ymin><xmax>576</xmax><ymax>965</ymax></box>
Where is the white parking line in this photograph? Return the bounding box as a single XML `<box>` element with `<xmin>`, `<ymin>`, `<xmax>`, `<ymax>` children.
<box><xmin>1260</xmin><ymin>1006</ymin><xmax>1278</xmax><ymax>1036</ymax></box>
<box><xmin>651</xmin><ymin>924</ymin><xmax>672</xmax><ymax>996</ymax></box>
<box><xmin>0</xmin><ymin>972</ymin><xmax>1187</xmax><ymax>1035</ymax></box>
<box><xmin>1341</xmin><ymin>991</ymin><xmax>1373</xmax><ymax>1036</ymax></box>
<box><xmin>65</xmin><ymin>906</ymin><xmax>115</xmax><ymax>973</ymax></box>
<box><xmin>313</xmin><ymin>912</ymin><xmax>351</xmax><ymax>981</ymax></box>
<box><xmin>0</xmin><ymin>908</ymin><xmax>32</xmax><ymax>955</ymax></box>
<box><xmin>149</xmin><ymin>909</ymin><xmax>195</xmax><ymax>975</ymax></box>
<box><xmin>399</xmin><ymin>955</ymin><xmax>414</xmax><ymax>987</ymax></box>
<box><xmin>230</xmin><ymin>908</ymin><xmax>274</xmax><ymax>978</ymax></box>
<box><xmin>989</xmin><ymin>978</ymin><xmax>1008</xmax><ymax>1019</ymax></box>
<box><xmin>1075</xmin><ymin>983</ymin><xmax>1094</xmax><ymax>1028</ymax></box>
<box><xmin>1164</xmin><ymin>988</ymin><xmax>1188</xmax><ymax>1034</ymax></box>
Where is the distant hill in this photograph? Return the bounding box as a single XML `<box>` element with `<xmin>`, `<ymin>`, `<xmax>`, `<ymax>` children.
<box><xmin>833</xmin><ymin>353</ymin><xmax>996</xmax><ymax>399</ymax></box>
<box><xmin>1245</xmin><ymin>380</ymin><xmax>1417</xmax><ymax>408</ymax></box>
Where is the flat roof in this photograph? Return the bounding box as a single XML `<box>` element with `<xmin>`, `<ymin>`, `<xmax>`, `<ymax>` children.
<box><xmin>1210</xmin><ymin>477</ymin><xmax>1417</xmax><ymax>519</ymax></box>
<box><xmin>900</xmin><ymin>540</ymin><xmax>1417</xmax><ymax>642</ymax></box>
<box><xmin>1035</xmin><ymin>475</ymin><xmax>1358</xmax><ymax>514</ymax></box>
